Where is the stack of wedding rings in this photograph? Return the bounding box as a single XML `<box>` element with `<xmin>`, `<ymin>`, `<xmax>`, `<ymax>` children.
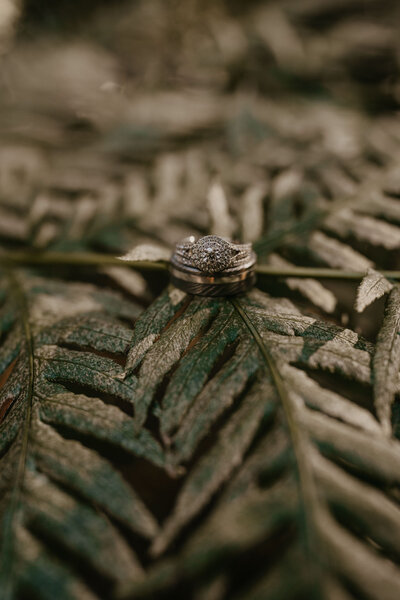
<box><xmin>170</xmin><ymin>235</ymin><xmax>257</xmax><ymax>297</ymax></box>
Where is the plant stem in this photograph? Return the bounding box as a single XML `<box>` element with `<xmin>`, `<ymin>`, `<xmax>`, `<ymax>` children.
<box><xmin>0</xmin><ymin>250</ymin><xmax>169</xmax><ymax>271</ymax></box>
<box><xmin>1</xmin><ymin>250</ymin><xmax>400</xmax><ymax>281</ymax></box>
<box><xmin>256</xmin><ymin>265</ymin><xmax>400</xmax><ymax>280</ymax></box>
<box><xmin>0</xmin><ymin>270</ymin><xmax>35</xmax><ymax>599</ymax></box>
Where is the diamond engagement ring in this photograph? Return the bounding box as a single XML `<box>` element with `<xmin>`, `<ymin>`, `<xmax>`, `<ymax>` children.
<box><xmin>170</xmin><ymin>235</ymin><xmax>257</xmax><ymax>296</ymax></box>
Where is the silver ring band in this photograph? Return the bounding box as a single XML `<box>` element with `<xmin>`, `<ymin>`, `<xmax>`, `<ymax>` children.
<box><xmin>170</xmin><ymin>235</ymin><xmax>256</xmax><ymax>297</ymax></box>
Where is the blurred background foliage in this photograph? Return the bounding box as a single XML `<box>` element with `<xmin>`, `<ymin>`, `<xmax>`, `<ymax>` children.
<box><xmin>1</xmin><ymin>0</ymin><xmax>400</xmax><ymax>339</ymax></box>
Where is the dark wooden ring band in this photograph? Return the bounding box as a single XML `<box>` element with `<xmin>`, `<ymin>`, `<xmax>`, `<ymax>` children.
<box><xmin>170</xmin><ymin>271</ymin><xmax>256</xmax><ymax>297</ymax></box>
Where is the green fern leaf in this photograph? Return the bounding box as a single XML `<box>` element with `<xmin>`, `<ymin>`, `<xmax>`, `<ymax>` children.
<box><xmin>3</xmin><ymin>265</ymin><xmax>400</xmax><ymax>599</ymax></box>
<box><xmin>0</xmin><ymin>270</ymin><xmax>162</xmax><ymax>599</ymax></box>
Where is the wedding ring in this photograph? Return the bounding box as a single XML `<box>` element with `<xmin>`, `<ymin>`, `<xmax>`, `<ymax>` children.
<box><xmin>170</xmin><ymin>235</ymin><xmax>256</xmax><ymax>296</ymax></box>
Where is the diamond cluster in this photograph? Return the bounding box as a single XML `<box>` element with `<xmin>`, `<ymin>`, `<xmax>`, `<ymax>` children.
<box><xmin>191</xmin><ymin>236</ymin><xmax>233</xmax><ymax>273</ymax></box>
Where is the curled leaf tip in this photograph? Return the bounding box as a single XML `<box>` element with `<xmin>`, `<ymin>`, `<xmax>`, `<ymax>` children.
<box><xmin>355</xmin><ymin>268</ymin><xmax>393</xmax><ymax>313</ymax></box>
